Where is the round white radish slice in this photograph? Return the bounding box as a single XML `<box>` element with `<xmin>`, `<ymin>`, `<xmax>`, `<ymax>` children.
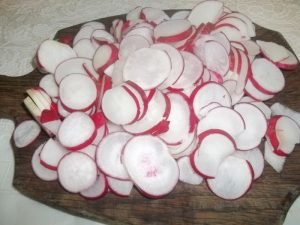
<box><xmin>125</xmin><ymin>27</ymin><xmax>154</xmax><ymax>45</ymax></box>
<box><xmin>264</xmin><ymin>140</ymin><xmax>286</xmax><ymax>173</ymax></box>
<box><xmin>39</xmin><ymin>74</ymin><xmax>58</xmax><ymax>98</ymax></box>
<box><xmin>270</xmin><ymin>102</ymin><xmax>300</xmax><ymax>126</ymax></box>
<box><xmin>96</xmin><ymin>132</ymin><xmax>132</xmax><ymax>180</ymax></box>
<box><xmin>171</xmin><ymin>11</ymin><xmax>190</xmax><ymax>20</ymax></box>
<box><xmin>59</xmin><ymin>73</ymin><xmax>97</xmax><ymax>111</ymax></box>
<box><xmin>256</xmin><ymin>40</ymin><xmax>289</xmax><ymax>62</ymax></box>
<box><xmin>31</xmin><ymin>144</ymin><xmax>58</xmax><ymax>181</ymax></box>
<box><xmin>233</xmin><ymin>148</ymin><xmax>264</xmax><ymax>180</ymax></box>
<box><xmin>107</xmin><ymin>176</ymin><xmax>134</xmax><ymax>197</ymax></box>
<box><xmin>169</xmin><ymin>131</ymin><xmax>196</xmax><ymax>156</ymax></box>
<box><xmin>91</xmin><ymin>124</ymin><xmax>107</xmax><ymax>146</ymax></box>
<box><xmin>73</xmin><ymin>26</ymin><xmax>95</xmax><ymax>46</ymax></box>
<box><xmin>216</xmin><ymin>17</ymin><xmax>249</xmax><ymax>38</ymax></box>
<box><xmin>13</xmin><ymin>120</ymin><xmax>41</xmax><ymax>148</ymax></box>
<box><xmin>123</xmin><ymin>48</ymin><xmax>171</xmax><ymax>90</ymax></box>
<box><xmin>245</xmin><ymin>78</ymin><xmax>274</xmax><ymax>101</ymax></box>
<box><xmin>111</xmin><ymin>59</ymin><xmax>126</xmax><ymax>86</ymax></box>
<box><xmin>37</xmin><ymin>40</ymin><xmax>76</xmax><ymax>74</ymax></box>
<box><xmin>275</xmin><ymin>49</ymin><xmax>298</xmax><ymax>70</ymax></box>
<box><xmin>57</xmin><ymin>112</ymin><xmax>96</xmax><ymax>150</ymax></box>
<box><xmin>81</xmin><ymin>21</ymin><xmax>105</xmax><ymax>30</ymax></box>
<box><xmin>93</xmin><ymin>44</ymin><xmax>119</xmax><ymax>74</ymax></box>
<box><xmin>141</xmin><ymin>7</ymin><xmax>169</xmax><ymax>25</ymax></box>
<box><xmin>191</xmin><ymin>129</ymin><xmax>236</xmax><ymax>178</ymax></box>
<box><xmin>80</xmin><ymin>172</ymin><xmax>108</xmax><ymax>200</ymax></box>
<box><xmin>197</xmin><ymin>102</ymin><xmax>221</xmax><ymax>119</ymax></box>
<box><xmin>222</xmin><ymin>12</ymin><xmax>255</xmax><ymax>37</ymax></box>
<box><xmin>73</xmin><ymin>38</ymin><xmax>96</xmax><ymax>59</ymax></box>
<box><xmin>234</xmin><ymin>103</ymin><xmax>267</xmax><ymax>150</ymax></box>
<box><xmin>119</xmin><ymin>35</ymin><xmax>150</xmax><ymax>59</ymax></box>
<box><xmin>191</xmin><ymin>82</ymin><xmax>232</xmax><ymax>119</ymax></box>
<box><xmin>91</xmin><ymin>29</ymin><xmax>115</xmax><ymax>47</ymax></box>
<box><xmin>58</xmin><ymin>152</ymin><xmax>97</xmax><ymax>193</ymax></box>
<box><xmin>126</xmin><ymin>6</ymin><xmax>143</xmax><ymax>20</ymax></box>
<box><xmin>222</xmin><ymin>79</ymin><xmax>243</xmax><ymax>105</ymax></box>
<box><xmin>79</xmin><ymin>144</ymin><xmax>97</xmax><ymax>160</ymax></box>
<box><xmin>207</xmin><ymin>156</ymin><xmax>253</xmax><ymax>200</ymax></box>
<box><xmin>122</xmin><ymin>135</ymin><xmax>179</xmax><ymax>198</ymax></box>
<box><xmin>178</xmin><ymin>156</ymin><xmax>203</xmax><ymax>185</ymax></box>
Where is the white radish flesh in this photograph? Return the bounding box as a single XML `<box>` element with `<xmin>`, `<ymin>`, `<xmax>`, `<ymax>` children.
<box><xmin>73</xmin><ymin>38</ymin><xmax>96</xmax><ymax>59</ymax></box>
<box><xmin>271</xmin><ymin>103</ymin><xmax>300</xmax><ymax>127</ymax></box>
<box><xmin>264</xmin><ymin>140</ymin><xmax>286</xmax><ymax>173</ymax></box>
<box><xmin>256</xmin><ymin>40</ymin><xmax>289</xmax><ymax>62</ymax></box>
<box><xmin>119</xmin><ymin>35</ymin><xmax>150</xmax><ymax>59</ymax></box>
<box><xmin>39</xmin><ymin>74</ymin><xmax>58</xmax><ymax>98</ymax></box>
<box><xmin>107</xmin><ymin>176</ymin><xmax>134</xmax><ymax>197</ymax></box>
<box><xmin>14</xmin><ymin>120</ymin><xmax>41</xmax><ymax>148</ymax></box>
<box><xmin>93</xmin><ymin>44</ymin><xmax>119</xmax><ymax>74</ymax></box>
<box><xmin>178</xmin><ymin>156</ymin><xmax>203</xmax><ymax>185</ymax></box>
<box><xmin>80</xmin><ymin>172</ymin><xmax>108</xmax><ymax>199</ymax></box>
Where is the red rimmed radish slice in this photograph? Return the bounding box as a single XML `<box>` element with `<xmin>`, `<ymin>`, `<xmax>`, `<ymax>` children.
<box><xmin>275</xmin><ymin>49</ymin><xmax>299</xmax><ymax>70</ymax></box>
<box><xmin>256</xmin><ymin>40</ymin><xmax>289</xmax><ymax>62</ymax></box>
<box><xmin>37</xmin><ymin>40</ymin><xmax>76</xmax><ymax>74</ymax></box>
<box><xmin>239</xmin><ymin>97</ymin><xmax>272</xmax><ymax>119</ymax></box>
<box><xmin>39</xmin><ymin>74</ymin><xmax>58</xmax><ymax>98</ymax></box>
<box><xmin>233</xmin><ymin>148</ymin><xmax>264</xmax><ymax>180</ymax></box>
<box><xmin>122</xmin><ymin>135</ymin><xmax>179</xmax><ymax>198</ymax></box>
<box><xmin>57</xmin><ymin>112</ymin><xmax>96</xmax><ymax>151</ymax></box>
<box><xmin>234</xmin><ymin>103</ymin><xmax>267</xmax><ymax>150</ymax></box>
<box><xmin>96</xmin><ymin>132</ymin><xmax>132</xmax><ymax>180</ymax></box>
<box><xmin>59</xmin><ymin>73</ymin><xmax>97</xmax><ymax>111</ymax></box>
<box><xmin>119</xmin><ymin>35</ymin><xmax>150</xmax><ymax>59</ymax></box>
<box><xmin>266</xmin><ymin>115</ymin><xmax>300</xmax><ymax>156</ymax></box>
<box><xmin>264</xmin><ymin>140</ymin><xmax>286</xmax><ymax>173</ymax></box>
<box><xmin>222</xmin><ymin>79</ymin><xmax>243</xmax><ymax>105</ymax></box>
<box><xmin>40</xmin><ymin>138</ymin><xmax>68</xmax><ymax>170</ymax></box>
<box><xmin>125</xmin><ymin>27</ymin><xmax>154</xmax><ymax>45</ymax></box>
<box><xmin>13</xmin><ymin>120</ymin><xmax>41</xmax><ymax>148</ymax></box>
<box><xmin>188</xmin><ymin>0</ymin><xmax>224</xmax><ymax>27</ymax></box>
<box><xmin>92</xmin><ymin>124</ymin><xmax>107</xmax><ymax>146</ymax></box>
<box><xmin>111</xmin><ymin>59</ymin><xmax>126</xmax><ymax>86</ymax></box>
<box><xmin>191</xmin><ymin>129</ymin><xmax>235</xmax><ymax>178</ymax></box>
<box><xmin>140</xmin><ymin>7</ymin><xmax>169</xmax><ymax>25</ymax></box>
<box><xmin>171</xmin><ymin>11</ymin><xmax>190</xmax><ymax>20</ymax></box>
<box><xmin>58</xmin><ymin>152</ymin><xmax>97</xmax><ymax>193</ymax></box>
<box><xmin>169</xmin><ymin>131</ymin><xmax>196</xmax><ymax>157</ymax></box>
<box><xmin>79</xmin><ymin>145</ymin><xmax>97</xmax><ymax>160</ymax></box>
<box><xmin>73</xmin><ymin>38</ymin><xmax>96</xmax><ymax>59</ymax></box>
<box><xmin>197</xmin><ymin>102</ymin><xmax>221</xmax><ymax>119</ymax></box>
<box><xmin>178</xmin><ymin>156</ymin><xmax>203</xmax><ymax>185</ymax></box>
<box><xmin>91</xmin><ymin>29</ymin><xmax>115</xmax><ymax>47</ymax></box>
<box><xmin>107</xmin><ymin>176</ymin><xmax>134</xmax><ymax>197</ymax></box>
<box><xmin>271</xmin><ymin>103</ymin><xmax>300</xmax><ymax>126</ymax></box>
<box><xmin>126</xmin><ymin>6</ymin><xmax>143</xmax><ymax>21</ymax></box>
<box><xmin>123</xmin><ymin>48</ymin><xmax>171</xmax><ymax>90</ymax></box>
<box><xmin>191</xmin><ymin>82</ymin><xmax>232</xmax><ymax>120</ymax></box>
<box><xmin>206</xmin><ymin>156</ymin><xmax>253</xmax><ymax>200</ymax></box>
<box><xmin>245</xmin><ymin>78</ymin><xmax>274</xmax><ymax>101</ymax></box>
<box><xmin>73</xmin><ymin>26</ymin><xmax>95</xmax><ymax>46</ymax></box>
<box><xmin>222</xmin><ymin>12</ymin><xmax>255</xmax><ymax>37</ymax></box>
<box><xmin>80</xmin><ymin>172</ymin><xmax>108</xmax><ymax>200</ymax></box>
<box><xmin>211</xmin><ymin>25</ymin><xmax>242</xmax><ymax>42</ymax></box>
<box><xmin>31</xmin><ymin>144</ymin><xmax>58</xmax><ymax>181</ymax></box>
<box><xmin>93</xmin><ymin>44</ymin><xmax>119</xmax><ymax>74</ymax></box>
<box><xmin>235</xmin><ymin>49</ymin><xmax>250</xmax><ymax>94</ymax></box>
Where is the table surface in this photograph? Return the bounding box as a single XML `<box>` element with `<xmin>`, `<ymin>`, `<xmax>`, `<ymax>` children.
<box><xmin>0</xmin><ymin>1</ymin><xmax>300</xmax><ymax>225</ymax></box>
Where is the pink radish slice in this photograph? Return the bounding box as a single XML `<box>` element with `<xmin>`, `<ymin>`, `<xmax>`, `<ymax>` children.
<box><xmin>250</xmin><ymin>58</ymin><xmax>285</xmax><ymax>94</ymax></box>
<box><xmin>73</xmin><ymin>26</ymin><xmax>95</xmax><ymax>46</ymax></box>
<box><xmin>211</xmin><ymin>25</ymin><xmax>242</xmax><ymax>41</ymax></box>
<box><xmin>111</xmin><ymin>59</ymin><xmax>126</xmax><ymax>86</ymax></box>
<box><xmin>222</xmin><ymin>80</ymin><xmax>243</xmax><ymax>105</ymax></box>
<box><xmin>239</xmin><ymin>97</ymin><xmax>272</xmax><ymax>119</ymax></box>
<box><xmin>170</xmin><ymin>51</ymin><xmax>203</xmax><ymax>89</ymax></box>
<box><xmin>171</xmin><ymin>11</ymin><xmax>190</xmax><ymax>20</ymax></box>
<box><xmin>216</xmin><ymin>17</ymin><xmax>249</xmax><ymax>38</ymax></box>
<box><xmin>57</xmin><ymin>112</ymin><xmax>96</xmax><ymax>150</ymax></box>
<box><xmin>266</xmin><ymin>115</ymin><xmax>300</xmax><ymax>156</ymax></box>
<box><xmin>40</xmin><ymin>138</ymin><xmax>68</xmax><ymax>170</ymax></box>
<box><xmin>73</xmin><ymin>38</ymin><xmax>96</xmax><ymax>59</ymax></box>
<box><xmin>178</xmin><ymin>156</ymin><xmax>203</xmax><ymax>185</ymax></box>
<box><xmin>80</xmin><ymin>172</ymin><xmax>108</xmax><ymax>200</ymax></box>
<box><xmin>151</xmin><ymin>43</ymin><xmax>184</xmax><ymax>90</ymax></box>
<box><xmin>256</xmin><ymin>40</ymin><xmax>289</xmax><ymax>62</ymax></box>
<box><xmin>37</xmin><ymin>40</ymin><xmax>76</xmax><ymax>74</ymax></box>
<box><xmin>126</xmin><ymin>6</ymin><xmax>143</xmax><ymax>20</ymax></box>
<box><xmin>39</xmin><ymin>74</ymin><xmax>58</xmax><ymax>98</ymax></box>
<box><xmin>191</xmin><ymin>129</ymin><xmax>236</xmax><ymax>178</ymax></box>
<box><xmin>125</xmin><ymin>27</ymin><xmax>154</xmax><ymax>45</ymax></box>
<box><xmin>191</xmin><ymin>82</ymin><xmax>232</xmax><ymax>119</ymax></box>
<box><xmin>14</xmin><ymin>120</ymin><xmax>41</xmax><ymax>148</ymax></box>
<box><xmin>235</xmin><ymin>49</ymin><xmax>250</xmax><ymax>94</ymax></box>
<box><xmin>107</xmin><ymin>176</ymin><xmax>134</xmax><ymax>197</ymax></box>
<box><xmin>81</xmin><ymin>21</ymin><xmax>105</xmax><ymax>30</ymax></box>
<box><xmin>197</xmin><ymin>102</ymin><xmax>221</xmax><ymax>119</ymax></box>
<box><xmin>245</xmin><ymin>78</ymin><xmax>274</xmax><ymax>101</ymax></box>
<box><xmin>122</xmin><ymin>135</ymin><xmax>179</xmax><ymax>198</ymax></box>
<box><xmin>233</xmin><ymin>148</ymin><xmax>264</xmax><ymax>180</ymax></box>
<box><xmin>59</xmin><ymin>73</ymin><xmax>97</xmax><ymax>111</ymax></box>
<box><xmin>92</xmin><ymin>124</ymin><xmax>107</xmax><ymax>146</ymax></box>
<box><xmin>79</xmin><ymin>145</ymin><xmax>97</xmax><ymax>160</ymax></box>
<box><xmin>240</xmin><ymin>40</ymin><xmax>260</xmax><ymax>56</ymax></box>
<box><xmin>119</xmin><ymin>35</ymin><xmax>150</xmax><ymax>59</ymax></box>
<box><xmin>264</xmin><ymin>140</ymin><xmax>286</xmax><ymax>173</ymax></box>
<box><xmin>93</xmin><ymin>44</ymin><xmax>119</xmax><ymax>74</ymax></box>
<box><xmin>212</xmin><ymin>32</ymin><xmax>231</xmax><ymax>54</ymax></box>
<box><xmin>140</xmin><ymin>7</ymin><xmax>169</xmax><ymax>25</ymax></box>
<box><xmin>202</xmin><ymin>68</ymin><xmax>211</xmax><ymax>83</ymax></box>
<box><xmin>169</xmin><ymin>131</ymin><xmax>196</xmax><ymax>156</ymax></box>
<box><xmin>58</xmin><ymin>152</ymin><xmax>97</xmax><ymax>193</ymax></box>
<box><xmin>96</xmin><ymin>132</ymin><xmax>132</xmax><ymax>180</ymax></box>
<box><xmin>42</xmin><ymin>119</ymin><xmax>61</xmax><ymax>136</ymax></box>
<box><xmin>275</xmin><ymin>49</ymin><xmax>299</xmax><ymax>70</ymax></box>
<box><xmin>123</xmin><ymin>48</ymin><xmax>171</xmax><ymax>90</ymax></box>
<box><xmin>57</xmin><ymin>100</ymin><xmax>71</xmax><ymax>117</ymax></box>
<box><xmin>234</xmin><ymin>103</ymin><xmax>267</xmax><ymax>150</ymax></box>
<box><xmin>206</xmin><ymin>156</ymin><xmax>253</xmax><ymax>200</ymax></box>
<box><xmin>91</xmin><ymin>29</ymin><xmax>115</xmax><ymax>47</ymax></box>
<box><xmin>271</xmin><ymin>103</ymin><xmax>300</xmax><ymax>126</ymax></box>
<box><xmin>106</xmin><ymin>121</ymin><xmax>124</xmax><ymax>133</ymax></box>
<box><xmin>188</xmin><ymin>0</ymin><xmax>224</xmax><ymax>27</ymax></box>
<box><xmin>222</xmin><ymin>12</ymin><xmax>255</xmax><ymax>37</ymax></box>
<box><xmin>31</xmin><ymin>144</ymin><xmax>58</xmax><ymax>181</ymax></box>
<box><xmin>112</xmin><ymin>19</ymin><xmax>124</xmax><ymax>43</ymax></box>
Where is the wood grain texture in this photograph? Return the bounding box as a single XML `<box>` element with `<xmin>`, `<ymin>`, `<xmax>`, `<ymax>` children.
<box><xmin>0</xmin><ymin>10</ymin><xmax>299</xmax><ymax>225</ymax></box>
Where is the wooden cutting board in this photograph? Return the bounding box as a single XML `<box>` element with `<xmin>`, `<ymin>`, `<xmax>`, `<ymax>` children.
<box><xmin>0</xmin><ymin>10</ymin><xmax>299</xmax><ymax>225</ymax></box>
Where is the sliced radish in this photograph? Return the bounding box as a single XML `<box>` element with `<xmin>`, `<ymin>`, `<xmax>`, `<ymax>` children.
<box><xmin>73</xmin><ymin>38</ymin><xmax>96</xmax><ymax>59</ymax></box>
<box><xmin>171</xmin><ymin>11</ymin><xmax>190</xmax><ymax>20</ymax></box>
<box><xmin>119</xmin><ymin>35</ymin><xmax>150</xmax><ymax>59</ymax></box>
<box><xmin>216</xmin><ymin>17</ymin><xmax>249</xmax><ymax>38</ymax></box>
<box><xmin>168</xmin><ymin>131</ymin><xmax>196</xmax><ymax>156</ymax></box>
<box><xmin>191</xmin><ymin>129</ymin><xmax>235</xmax><ymax>178</ymax></box>
<box><xmin>264</xmin><ymin>140</ymin><xmax>286</xmax><ymax>173</ymax></box>
<box><xmin>140</xmin><ymin>7</ymin><xmax>169</xmax><ymax>25</ymax></box>
<box><xmin>81</xmin><ymin>21</ymin><xmax>105</xmax><ymax>30</ymax></box>
<box><xmin>125</xmin><ymin>27</ymin><xmax>154</xmax><ymax>45</ymax></box>
<box><xmin>73</xmin><ymin>26</ymin><xmax>95</xmax><ymax>46</ymax></box>
<box><xmin>256</xmin><ymin>40</ymin><xmax>289</xmax><ymax>62</ymax></box>
<box><xmin>178</xmin><ymin>156</ymin><xmax>203</xmax><ymax>185</ymax></box>
<box><xmin>93</xmin><ymin>44</ymin><xmax>119</xmax><ymax>74</ymax></box>
<box><xmin>122</xmin><ymin>135</ymin><xmax>179</xmax><ymax>198</ymax></box>
<box><xmin>14</xmin><ymin>120</ymin><xmax>41</xmax><ymax>148</ymax></box>
<box><xmin>80</xmin><ymin>172</ymin><xmax>108</xmax><ymax>200</ymax></box>
<box><xmin>58</xmin><ymin>152</ymin><xmax>97</xmax><ymax>193</ymax></box>
<box><xmin>96</xmin><ymin>132</ymin><xmax>132</xmax><ymax>180</ymax></box>
<box><xmin>271</xmin><ymin>103</ymin><xmax>300</xmax><ymax>126</ymax></box>
<box><xmin>211</xmin><ymin>24</ymin><xmax>242</xmax><ymax>41</ymax></box>
<box><xmin>107</xmin><ymin>176</ymin><xmax>133</xmax><ymax>197</ymax></box>
<box><xmin>123</xmin><ymin>48</ymin><xmax>171</xmax><ymax>90</ymax></box>
<box><xmin>245</xmin><ymin>78</ymin><xmax>275</xmax><ymax>101</ymax></box>
<box><xmin>206</xmin><ymin>155</ymin><xmax>253</xmax><ymax>200</ymax></box>
<box><xmin>126</xmin><ymin>6</ymin><xmax>143</xmax><ymax>21</ymax></box>
<box><xmin>31</xmin><ymin>144</ymin><xmax>58</xmax><ymax>181</ymax></box>
<box><xmin>239</xmin><ymin>97</ymin><xmax>271</xmax><ymax>119</ymax></box>
<box><xmin>275</xmin><ymin>49</ymin><xmax>299</xmax><ymax>70</ymax></box>
<box><xmin>222</xmin><ymin>79</ymin><xmax>243</xmax><ymax>105</ymax></box>
<box><xmin>197</xmin><ymin>102</ymin><xmax>221</xmax><ymax>119</ymax></box>
<box><xmin>91</xmin><ymin>29</ymin><xmax>115</xmax><ymax>47</ymax></box>
<box><xmin>79</xmin><ymin>145</ymin><xmax>97</xmax><ymax>160</ymax></box>
<box><xmin>240</xmin><ymin>40</ymin><xmax>260</xmax><ymax>56</ymax></box>
<box><xmin>57</xmin><ymin>112</ymin><xmax>96</xmax><ymax>150</ymax></box>
<box><xmin>235</xmin><ymin>49</ymin><xmax>250</xmax><ymax>94</ymax></box>
<box><xmin>92</xmin><ymin>124</ymin><xmax>107</xmax><ymax>146</ymax></box>
<box><xmin>111</xmin><ymin>59</ymin><xmax>126</xmax><ymax>86</ymax></box>
<box><xmin>39</xmin><ymin>74</ymin><xmax>58</xmax><ymax>98</ymax></box>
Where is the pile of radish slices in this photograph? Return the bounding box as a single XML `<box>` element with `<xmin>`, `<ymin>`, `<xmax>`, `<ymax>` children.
<box><xmin>13</xmin><ymin>0</ymin><xmax>300</xmax><ymax>200</ymax></box>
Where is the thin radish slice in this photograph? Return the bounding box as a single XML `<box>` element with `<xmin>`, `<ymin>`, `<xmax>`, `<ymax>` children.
<box><xmin>234</xmin><ymin>103</ymin><xmax>267</xmax><ymax>150</ymax></box>
<box><xmin>169</xmin><ymin>131</ymin><xmax>196</xmax><ymax>156</ymax></box>
<box><xmin>119</xmin><ymin>35</ymin><xmax>150</xmax><ymax>59</ymax></box>
<box><xmin>238</xmin><ymin>97</ymin><xmax>271</xmax><ymax>119</ymax></box>
<box><xmin>37</xmin><ymin>40</ymin><xmax>76</xmax><ymax>74</ymax></box>
<box><xmin>222</xmin><ymin>79</ymin><xmax>243</xmax><ymax>105</ymax></box>
<box><xmin>39</xmin><ymin>74</ymin><xmax>58</xmax><ymax>98</ymax></box>
<box><xmin>79</xmin><ymin>145</ymin><xmax>97</xmax><ymax>160</ymax></box>
<box><xmin>216</xmin><ymin>17</ymin><xmax>249</xmax><ymax>38</ymax></box>
<box><xmin>233</xmin><ymin>148</ymin><xmax>264</xmax><ymax>180</ymax></box>
<box><xmin>197</xmin><ymin>102</ymin><xmax>221</xmax><ymax>119</ymax></box>
<box><xmin>59</xmin><ymin>73</ymin><xmax>97</xmax><ymax>111</ymax></box>
<box><xmin>40</xmin><ymin>138</ymin><xmax>68</xmax><ymax>170</ymax></box>
<box><xmin>126</xmin><ymin>6</ymin><xmax>143</xmax><ymax>21</ymax></box>
<box><xmin>122</xmin><ymin>135</ymin><xmax>179</xmax><ymax>198</ymax></box>
<box><xmin>191</xmin><ymin>129</ymin><xmax>235</xmax><ymax>178</ymax></box>
<box><xmin>171</xmin><ymin>11</ymin><xmax>190</xmax><ymax>20</ymax></box>
<box><xmin>92</xmin><ymin>123</ymin><xmax>107</xmax><ymax>146</ymax></box>
<box><xmin>57</xmin><ymin>112</ymin><xmax>96</xmax><ymax>150</ymax></box>
<box><xmin>106</xmin><ymin>121</ymin><xmax>124</xmax><ymax>133</ymax></box>
<box><xmin>14</xmin><ymin>120</ymin><xmax>41</xmax><ymax>148</ymax></box>
<box><xmin>31</xmin><ymin>144</ymin><xmax>58</xmax><ymax>181</ymax></box>
<box><xmin>275</xmin><ymin>49</ymin><xmax>299</xmax><ymax>70</ymax></box>
<box><xmin>58</xmin><ymin>152</ymin><xmax>97</xmax><ymax>193</ymax></box>
<box><xmin>212</xmin><ymin>32</ymin><xmax>231</xmax><ymax>54</ymax></box>
<box><xmin>81</xmin><ymin>21</ymin><xmax>105</xmax><ymax>30</ymax></box>
<box><xmin>123</xmin><ymin>48</ymin><xmax>171</xmax><ymax>90</ymax></box>
<box><xmin>206</xmin><ymin>156</ymin><xmax>253</xmax><ymax>200</ymax></box>
<box><xmin>235</xmin><ymin>49</ymin><xmax>250</xmax><ymax>94</ymax></box>
<box><xmin>125</xmin><ymin>27</ymin><xmax>154</xmax><ymax>45</ymax></box>
<box><xmin>73</xmin><ymin>26</ymin><xmax>95</xmax><ymax>46</ymax></box>
<box><xmin>245</xmin><ymin>78</ymin><xmax>274</xmax><ymax>101</ymax></box>
<box><xmin>240</xmin><ymin>40</ymin><xmax>260</xmax><ymax>56</ymax></box>
<box><xmin>80</xmin><ymin>172</ymin><xmax>108</xmax><ymax>200</ymax></box>
<box><xmin>111</xmin><ymin>59</ymin><xmax>126</xmax><ymax>86</ymax></box>
<box><xmin>141</xmin><ymin>7</ymin><xmax>169</xmax><ymax>25</ymax></box>
<box><xmin>188</xmin><ymin>0</ymin><xmax>224</xmax><ymax>27</ymax></box>
<box><xmin>178</xmin><ymin>156</ymin><xmax>203</xmax><ymax>185</ymax></box>
<box><xmin>222</xmin><ymin>12</ymin><xmax>255</xmax><ymax>37</ymax></box>
<box><xmin>256</xmin><ymin>40</ymin><xmax>289</xmax><ymax>62</ymax></box>
<box><xmin>271</xmin><ymin>102</ymin><xmax>300</xmax><ymax>126</ymax></box>
<box><xmin>96</xmin><ymin>132</ymin><xmax>132</xmax><ymax>180</ymax></box>
<box><xmin>73</xmin><ymin>38</ymin><xmax>96</xmax><ymax>59</ymax></box>
<box><xmin>57</xmin><ymin>100</ymin><xmax>71</xmax><ymax>118</ymax></box>
<box><xmin>211</xmin><ymin>25</ymin><xmax>242</xmax><ymax>41</ymax></box>
<box><xmin>107</xmin><ymin>176</ymin><xmax>133</xmax><ymax>197</ymax></box>
<box><xmin>91</xmin><ymin>29</ymin><xmax>115</xmax><ymax>47</ymax></box>
<box><xmin>264</xmin><ymin>140</ymin><xmax>286</xmax><ymax>173</ymax></box>
<box><xmin>93</xmin><ymin>44</ymin><xmax>119</xmax><ymax>74</ymax></box>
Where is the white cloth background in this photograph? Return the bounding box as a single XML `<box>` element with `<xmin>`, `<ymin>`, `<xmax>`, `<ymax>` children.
<box><xmin>0</xmin><ymin>0</ymin><xmax>299</xmax><ymax>224</ymax></box>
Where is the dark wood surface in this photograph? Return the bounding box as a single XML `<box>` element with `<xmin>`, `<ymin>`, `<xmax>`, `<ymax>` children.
<box><xmin>0</xmin><ymin>10</ymin><xmax>299</xmax><ymax>225</ymax></box>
